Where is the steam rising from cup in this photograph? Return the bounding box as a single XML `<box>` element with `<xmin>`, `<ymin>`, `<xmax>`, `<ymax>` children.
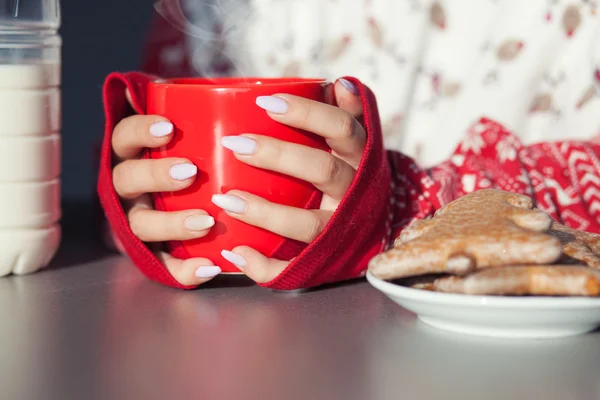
<box><xmin>153</xmin><ymin>0</ymin><xmax>257</xmax><ymax>78</ymax></box>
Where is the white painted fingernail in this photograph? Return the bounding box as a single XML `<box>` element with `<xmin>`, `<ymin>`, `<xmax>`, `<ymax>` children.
<box><xmin>212</xmin><ymin>194</ymin><xmax>247</xmax><ymax>214</ymax></box>
<box><xmin>256</xmin><ymin>96</ymin><xmax>289</xmax><ymax>114</ymax></box>
<box><xmin>150</xmin><ymin>121</ymin><xmax>173</xmax><ymax>137</ymax></box>
<box><xmin>221</xmin><ymin>136</ymin><xmax>257</xmax><ymax>155</ymax></box>
<box><xmin>195</xmin><ymin>266</ymin><xmax>222</xmax><ymax>279</ymax></box>
<box><xmin>170</xmin><ymin>163</ymin><xmax>197</xmax><ymax>180</ymax></box>
<box><xmin>184</xmin><ymin>214</ymin><xmax>215</xmax><ymax>231</ymax></box>
<box><xmin>221</xmin><ymin>250</ymin><xmax>248</xmax><ymax>268</ymax></box>
<box><xmin>338</xmin><ymin>78</ymin><xmax>359</xmax><ymax>95</ymax></box>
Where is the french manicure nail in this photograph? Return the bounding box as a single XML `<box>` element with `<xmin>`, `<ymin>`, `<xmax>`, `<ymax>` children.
<box><xmin>221</xmin><ymin>136</ymin><xmax>257</xmax><ymax>155</ymax></box>
<box><xmin>256</xmin><ymin>96</ymin><xmax>289</xmax><ymax>114</ymax></box>
<box><xmin>184</xmin><ymin>214</ymin><xmax>215</xmax><ymax>231</ymax></box>
<box><xmin>339</xmin><ymin>78</ymin><xmax>359</xmax><ymax>95</ymax></box>
<box><xmin>195</xmin><ymin>266</ymin><xmax>222</xmax><ymax>279</ymax></box>
<box><xmin>212</xmin><ymin>194</ymin><xmax>247</xmax><ymax>214</ymax></box>
<box><xmin>170</xmin><ymin>163</ymin><xmax>197</xmax><ymax>181</ymax></box>
<box><xmin>221</xmin><ymin>250</ymin><xmax>248</xmax><ymax>268</ymax></box>
<box><xmin>150</xmin><ymin>121</ymin><xmax>173</xmax><ymax>137</ymax></box>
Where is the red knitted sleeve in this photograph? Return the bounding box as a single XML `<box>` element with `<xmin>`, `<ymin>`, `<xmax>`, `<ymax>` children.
<box><xmin>386</xmin><ymin>118</ymin><xmax>600</xmax><ymax>240</ymax></box>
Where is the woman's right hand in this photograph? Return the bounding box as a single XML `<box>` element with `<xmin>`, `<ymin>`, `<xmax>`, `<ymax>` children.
<box><xmin>109</xmin><ymin>90</ymin><xmax>220</xmax><ymax>286</ymax></box>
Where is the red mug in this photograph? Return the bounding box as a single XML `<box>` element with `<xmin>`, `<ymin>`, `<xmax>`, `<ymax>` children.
<box><xmin>146</xmin><ymin>77</ymin><xmax>334</xmax><ymax>273</ymax></box>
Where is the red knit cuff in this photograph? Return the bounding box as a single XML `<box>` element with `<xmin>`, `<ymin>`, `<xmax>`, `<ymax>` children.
<box><xmin>98</xmin><ymin>72</ymin><xmax>193</xmax><ymax>289</ymax></box>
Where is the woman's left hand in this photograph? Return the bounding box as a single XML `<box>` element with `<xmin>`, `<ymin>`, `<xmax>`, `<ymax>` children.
<box><xmin>214</xmin><ymin>78</ymin><xmax>366</xmax><ymax>283</ymax></box>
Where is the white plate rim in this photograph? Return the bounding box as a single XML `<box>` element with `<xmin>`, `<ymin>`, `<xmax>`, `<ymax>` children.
<box><xmin>366</xmin><ymin>271</ymin><xmax>600</xmax><ymax>309</ymax></box>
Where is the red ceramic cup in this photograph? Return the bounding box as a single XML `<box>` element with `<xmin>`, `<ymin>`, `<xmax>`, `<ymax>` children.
<box><xmin>146</xmin><ymin>77</ymin><xmax>334</xmax><ymax>273</ymax></box>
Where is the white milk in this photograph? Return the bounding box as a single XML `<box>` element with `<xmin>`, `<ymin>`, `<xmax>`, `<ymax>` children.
<box><xmin>0</xmin><ymin>63</ymin><xmax>61</xmax><ymax>276</ymax></box>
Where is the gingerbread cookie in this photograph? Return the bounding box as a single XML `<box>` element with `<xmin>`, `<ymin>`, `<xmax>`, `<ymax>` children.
<box><xmin>433</xmin><ymin>265</ymin><xmax>600</xmax><ymax>296</ymax></box>
<box><xmin>549</xmin><ymin>221</ymin><xmax>600</xmax><ymax>269</ymax></box>
<box><xmin>410</xmin><ymin>282</ymin><xmax>437</xmax><ymax>291</ymax></box>
<box><xmin>397</xmin><ymin>274</ymin><xmax>442</xmax><ymax>291</ymax></box>
<box><xmin>369</xmin><ymin>189</ymin><xmax>562</xmax><ymax>280</ymax></box>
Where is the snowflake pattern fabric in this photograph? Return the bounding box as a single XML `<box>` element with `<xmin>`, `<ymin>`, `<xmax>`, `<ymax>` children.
<box><xmin>388</xmin><ymin>118</ymin><xmax>600</xmax><ymax>247</ymax></box>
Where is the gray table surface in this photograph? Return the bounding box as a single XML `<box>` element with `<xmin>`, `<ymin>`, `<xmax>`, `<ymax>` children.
<box><xmin>1</xmin><ymin>236</ymin><xmax>599</xmax><ymax>400</ymax></box>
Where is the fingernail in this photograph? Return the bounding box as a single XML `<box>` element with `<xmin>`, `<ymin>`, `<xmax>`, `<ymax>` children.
<box><xmin>256</xmin><ymin>96</ymin><xmax>289</xmax><ymax>114</ymax></box>
<box><xmin>150</xmin><ymin>121</ymin><xmax>173</xmax><ymax>137</ymax></box>
<box><xmin>195</xmin><ymin>266</ymin><xmax>222</xmax><ymax>279</ymax></box>
<box><xmin>184</xmin><ymin>214</ymin><xmax>215</xmax><ymax>231</ymax></box>
<box><xmin>339</xmin><ymin>78</ymin><xmax>359</xmax><ymax>95</ymax></box>
<box><xmin>221</xmin><ymin>250</ymin><xmax>248</xmax><ymax>268</ymax></box>
<box><xmin>212</xmin><ymin>194</ymin><xmax>247</xmax><ymax>214</ymax></box>
<box><xmin>221</xmin><ymin>136</ymin><xmax>257</xmax><ymax>155</ymax></box>
<box><xmin>170</xmin><ymin>163</ymin><xmax>197</xmax><ymax>180</ymax></box>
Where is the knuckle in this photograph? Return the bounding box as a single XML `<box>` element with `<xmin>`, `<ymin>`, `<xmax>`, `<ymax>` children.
<box><xmin>306</xmin><ymin>213</ymin><xmax>326</xmax><ymax>242</ymax></box>
<box><xmin>112</xmin><ymin>163</ymin><xmax>131</xmax><ymax>196</ymax></box>
<box><xmin>127</xmin><ymin>209</ymin><xmax>145</xmax><ymax>239</ymax></box>
<box><xmin>317</xmin><ymin>155</ymin><xmax>341</xmax><ymax>185</ymax></box>
<box><xmin>253</xmin><ymin>266</ymin><xmax>274</xmax><ymax>284</ymax></box>
<box><xmin>338</xmin><ymin>112</ymin><xmax>356</xmax><ymax>140</ymax></box>
<box><xmin>151</xmin><ymin>160</ymin><xmax>172</xmax><ymax>187</ymax></box>
<box><xmin>167</xmin><ymin>213</ymin><xmax>186</xmax><ymax>238</ymax></box>
<box><xmin>133</xmin><ymin>116</ymin><xmax>153</xmax><ymax>143</ymax></box>
<box><xmin>240</xmin><ymin>195</ymin><xmax>267</xmax><ymax>225</ymax></box>
<box><xmin>299</xmin><ymin>101</ymin><xmax>313</xmax><ymax>123</ymax></box>
<box><xmin>171</xmin><ymin>268</ymin><xmax>196</xmax><ymax>286</ymax></box>
<box><xmin>267</xmin><ymin>138</ymin><xmax>285</xmax><ymax>166</ymax></box>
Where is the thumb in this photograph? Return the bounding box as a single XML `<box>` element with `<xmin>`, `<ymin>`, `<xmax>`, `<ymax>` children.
<box><xmin>222</xmin><ymin>246</ymin><xmax>290</xmax><ymax>285</ymax></box>
<box><xmin>157</xmin><ymin>251</ymin><xmax>222</xmax><ymax>287</ymax></box>
<box><xmin>335</xmin><ymin>78</ymin><xmax>363</xmax><ymax>119</ymax></box>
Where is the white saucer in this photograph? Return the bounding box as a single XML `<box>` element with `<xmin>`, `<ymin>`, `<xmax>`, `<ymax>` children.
<box><xmin>367</xmin><ymin>271</ymin><xmax>600</xmax><ymax>339</ymax></box>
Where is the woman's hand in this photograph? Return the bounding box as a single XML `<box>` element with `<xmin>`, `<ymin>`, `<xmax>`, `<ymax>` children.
<box><xmin>108</xmin><ymin>78</ymin><xmax>365</xmax><ymax>287</ymax></box>
<box><xmin>110</xmin><ymin>92</ymin><xmax>221</xmax><ymax>286</ymax></box>
<box><xmin>214</xmin><ymin>78</ymin><xmax>365</xmax><ymax>283</ymax></box>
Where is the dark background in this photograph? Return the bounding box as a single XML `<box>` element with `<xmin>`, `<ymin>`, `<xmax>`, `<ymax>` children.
<box><xmin>61</xmin><ymin>0</ymin><xmax>154</xmax><ymax>202</ymax></box>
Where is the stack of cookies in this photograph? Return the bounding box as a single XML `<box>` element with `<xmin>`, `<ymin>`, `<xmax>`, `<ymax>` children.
<box><xmin>368</xmin><ymin>189</ymin><xmax>600</xmax><ymax>296</ymax></box>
